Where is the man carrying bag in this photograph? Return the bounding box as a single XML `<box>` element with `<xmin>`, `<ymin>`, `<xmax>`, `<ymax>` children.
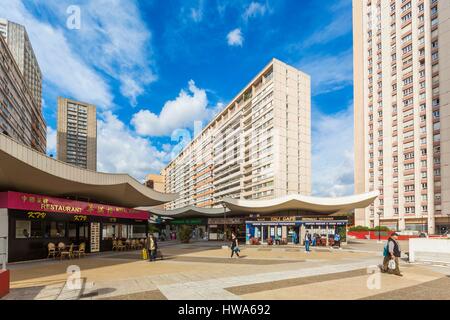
<box><xmin>381</xmin><ymin>232</ymin><xmax>403</xmax><ymax>276</ymax></box>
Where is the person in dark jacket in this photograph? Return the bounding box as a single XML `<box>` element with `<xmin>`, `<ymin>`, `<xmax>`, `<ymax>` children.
<box><xmin>382</xmin><ymin>233</ymin><xmax>403</xmax><ymax>276</ymax></box>
<box><xmin>230</xmin><ymin>232</ymin><xmax>240</xmax><ymax>258</ymax></box>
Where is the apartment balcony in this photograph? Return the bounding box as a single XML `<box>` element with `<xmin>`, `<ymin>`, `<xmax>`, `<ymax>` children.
<box><xmin>214</xmin><ymin>184</ymin><xmax>241</xmax><ymax>199</ymax></box>
<box><xmin>214</xmin><ymin>170</ymin><xmax>241</xmax><ymax>187</ymax></box>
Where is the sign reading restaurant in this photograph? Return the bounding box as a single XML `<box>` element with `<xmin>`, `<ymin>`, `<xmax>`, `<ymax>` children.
<box><xmin>0</xmin><ymin>191</ymin><xmax>150</xmax><ymax>220</ymax></box>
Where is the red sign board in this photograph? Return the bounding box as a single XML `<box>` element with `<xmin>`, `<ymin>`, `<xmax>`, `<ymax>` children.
<box><xmin>0</xmin><ymin>191</ymin><xmax>150</xmax><ymax>220</ymax></box>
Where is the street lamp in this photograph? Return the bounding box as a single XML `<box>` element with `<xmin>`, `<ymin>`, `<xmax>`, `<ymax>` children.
<box><xmin>377</xmin><ymin>211</ymin><xmax>382</xmax><ymax>243</ymax></box>
<box><xmin>221</xmin><ymin>201</ymin><xmax>227</xmax><ymax>242</ymax></box>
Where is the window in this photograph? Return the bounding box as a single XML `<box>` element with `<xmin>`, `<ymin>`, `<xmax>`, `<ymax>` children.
<box><xmin>403</xmin><ymin>76</ymin><xmax>413</xmax><ymax>85</ymax></box>
<box><xmin>44</xmin><ymin>222</ymin><xmax>66</xmax><ymax>238</ymax></box>
<box><xmin>402</xmin><ymin>44</ymin><xmax>412</xmax><ymax>54</ymax></box>
<box><xmin>102</xmin><ymin>224</ymin><xmax>117</xmax><ymax>240</ymax></box>
<box><xmin>402</xmin><ymin>12</ymin><xmax>412</xmax><ymax>23</ymax></box>
<box><xmin>15</xmin><ymin>220</ymin><xmax>31</xmax><ymax>239</ymax></box>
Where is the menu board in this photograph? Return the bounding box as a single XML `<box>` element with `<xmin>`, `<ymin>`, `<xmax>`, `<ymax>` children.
<box><xmin>90</xmin><ymin>222</ymin><xmax>100</xmax><ymax>253</ymax></box>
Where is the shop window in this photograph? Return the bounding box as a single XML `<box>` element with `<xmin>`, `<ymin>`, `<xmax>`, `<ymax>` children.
<box><xmin>15</xmin><ymin>220</ymin><xmax>44</xmax><ymax>239</ymax></box>
<box><xmin>102</xmin><ymin>224</ymin><xmax>116</xmax><ymax>240</ymax></box>
<box><xmin>130</xmin><ymin>225</ymin><xmax>147</xmax><ymax>239</ymax></box>
<box><xmin>44</xmin><ymin>222</ymin><xmax>66</xmax><ymax>238</ymax></box>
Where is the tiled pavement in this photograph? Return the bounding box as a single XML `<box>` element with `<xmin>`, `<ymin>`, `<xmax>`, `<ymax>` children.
<box><xmin>2</xmin><ymin>242</ymin><xmax>449</xmax><ymax>300</ymax></box>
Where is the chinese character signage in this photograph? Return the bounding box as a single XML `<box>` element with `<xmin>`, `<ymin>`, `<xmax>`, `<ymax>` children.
<box><xmin>0</xmin><ymin>191</ymin><xmax>149</xmax><ymax>220</ymax></box>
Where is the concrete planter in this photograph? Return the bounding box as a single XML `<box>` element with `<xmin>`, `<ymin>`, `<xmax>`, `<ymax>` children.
<box><xmin>0</xmin><ymin>270</ymin><xmax>9</xmax><ymax>298</ymax></box>
<box><xmin>409</xmin><ymin>238</ymin><xmax>450</xmax><ymax>264</ymax></box>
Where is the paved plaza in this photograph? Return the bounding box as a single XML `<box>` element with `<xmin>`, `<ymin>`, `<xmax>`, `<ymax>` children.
<box><xmin>2</xmin><ymin>240</ymin><xmax>449</xmax><ymax>300</ymax></box>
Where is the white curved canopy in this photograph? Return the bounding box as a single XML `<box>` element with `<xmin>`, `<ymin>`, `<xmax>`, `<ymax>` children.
<box><xmin>0</xmin><ymin>133</ymin><xmax>178</xmax><ymax>207</ymax></box>
<box><xmin>146</xmin><ymin>192</ymin><xmax>378</xmax><ymax>219</ymax></box>
<box><xmin>223</xmin><ymin>192</ymin><xmax>379</xmax><ymax>214</ymax></box>
<box><xmin>147</xmin><ymin>205</ymin><xmax>230</xmax><ymax>218</ymax></box>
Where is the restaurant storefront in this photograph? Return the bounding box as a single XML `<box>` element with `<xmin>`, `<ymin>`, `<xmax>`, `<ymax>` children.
<box><xmin>169</xmin><ymin>218</ymin><xmax>207</xmax><ymax>240</ymax></box>
<box><xmin>0</xmin><ymin>191</ymin><xmax>150</xmax><ymax>262</ymax></box>
<box><xmin>207</xmin><ymin>218</ymin><xmax>246</xmax><ymax>241</ymax></box>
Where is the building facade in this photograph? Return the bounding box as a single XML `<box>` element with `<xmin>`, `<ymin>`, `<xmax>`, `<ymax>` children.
<box><xmin>353</xmin><ymin>0</ymin><xmax>450</xmax><ymax>234</ymax></box>
<box><xmin>57</xmin><ymin>97</ymin><xmax>97</xmax><ymax>170</ymax></box>
<box><xmin>0</xmin><ymin>35</ymin><xmax>46</xmax><ymax>153</ymax></box>
<box><xmin>162</xmin><ymin>58</ymin><xmax>311</xmax><ymax>210</ymax></box>
<box><xmin>145</xmin><ymin>174</ymin><xmax>165</xmax><ymax>192</ymax></box>
<box><xmin>0</xmin><ymin>19</ymin><xmax>42</xmax><ymax>110</ymax></box>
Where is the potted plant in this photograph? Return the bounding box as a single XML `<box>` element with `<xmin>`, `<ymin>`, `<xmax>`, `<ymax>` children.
<box><xmin>179</xmin><ymin>225</ymin><xmax>193</xmax><ymax>243</ymax></box>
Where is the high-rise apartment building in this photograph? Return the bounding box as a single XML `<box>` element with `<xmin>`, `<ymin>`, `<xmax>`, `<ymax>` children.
<box><xmin>145</xmin><ymin>174</ymin><xmax>165</xmax><ymax>192</ymax></box>
<box><xmin>0</xmin><ymin>19</ymin><xmax>42</xmax><ymax>109</ymax></box>
<box><xmin>162</xmin><ymin>58</ymin><xmax>311</xmax><ymax>210</ymax></box>
<box><xmin>0</xmin><ymin>34</ymin><xmax>46</xmax><ymax>153</ymax></box>
<box><xmin>353</xmin><ymin>0</ymin><xmax>450</xmax><ymax>234</ymax></box>
<box><xmin>57</xmin><ymin>97</ymin><xmax>97</xmax><ymax>170</ymax></box>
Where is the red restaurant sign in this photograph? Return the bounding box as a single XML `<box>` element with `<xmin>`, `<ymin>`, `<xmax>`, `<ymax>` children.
<box><xmin>0</xmin><ymin>191</ymin><xmax>150</xmax><ymax>220</ymax></box>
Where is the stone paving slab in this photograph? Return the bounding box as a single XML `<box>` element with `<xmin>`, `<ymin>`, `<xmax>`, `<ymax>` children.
<box><xmin>363</xmin><ymin>276</ymin><xmax>450</xmax><ymax>300</ymax></box>
<box><xmin>226</xmin><ymin>268</ymin><xmax>369</xmax><ymax>295</ymax></box>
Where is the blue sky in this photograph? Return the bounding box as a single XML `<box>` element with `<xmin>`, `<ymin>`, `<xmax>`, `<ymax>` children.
<box><xmin>0</xmin><ymin>0</ymin><xmax>355</xmax><ymax>196</ymax></box>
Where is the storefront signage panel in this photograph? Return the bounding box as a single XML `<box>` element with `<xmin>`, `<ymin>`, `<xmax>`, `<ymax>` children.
<box><xmin>171</xmin><ymin>219</ymin><xmax>205</xmax><ymax>225</ymax></box>
<box><xmin>207</xmin><ymin>218</ymin><xmax>245</xmax><ymax>225</ymax></box>
<box><xmin>0</xmin><ymin>192</ymin><xmax>149</xmax><ymax>220</ymax></box>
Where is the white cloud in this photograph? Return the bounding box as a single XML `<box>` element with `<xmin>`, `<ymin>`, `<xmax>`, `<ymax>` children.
<box><xmin>302</xmin><ymin>13</ymin><xmax>352</xmax><ymax>48</ymax></box>
<box><xmin>312</xmin><ymin>105</ymin><xmax>354</xmax><ymax>197</ymax></box>
<box><xmin>131</xmin><ymin>80</ymin><xmax>220</xmax><ymax>137</ymax></box>
<box><xmin>0</xmin><ymin>0</ymin><xmax>113</xmax><ymax>108</ymax></box>
<box><xmin>0</xmin><ymin>0</ymin><xmax>156</xmax><ymax>108</ymax></box>
<box><xmin>59</xmin><ymin>0</ymin><xmax>156</xmax><ymax>106</ymax></box>
<box><xmin>242</xmin><ymin>2</ymin><xmax>269</xmax><ymax>21</ymax></box>
<box><xmin>46</xmin><ymin>126</ymin><xmax>57</xmax><ymax>157</ymax></box>
<box><xmin>97</xmin><ymin>111</ymin><xmax>170</xmax><ymax>181</ymax></box>
<box><xmin>227</xmin><ymin>28</ymin><xmax>244</xmax><ymax>47</ymax></box>
<box><xmin>296</xmin><ymin>0</ymin><xmax>351</xmax><ymax>49</ymax></box>
<box><xmin>298</xmin><ymin>49</ymin><xmax>353</xmax><ymax>95</ymax></box>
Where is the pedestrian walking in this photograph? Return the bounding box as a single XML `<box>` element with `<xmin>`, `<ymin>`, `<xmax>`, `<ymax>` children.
<box><xmin>381</xmin><ymin>232</ymin><xmax>403</xmax><ymax>276</ymax></box>
<box><xmin>304</xmin><ymin>230</ymin><xmax>311</xmax><ymax>253</ymax></box>
<box><xmin>147</xmin><ymin>234</ymin><xmax>157</xmax><ymax>262</ymax></box>
<box><xmin>334</xmin><ymin>232</ymin><xmax>341</xmax><ymax>248</ymax></box>
<box><xmin>230</xmin><ymin>232</ymin><xmax>240</xmax><ymax>258</ymax></box>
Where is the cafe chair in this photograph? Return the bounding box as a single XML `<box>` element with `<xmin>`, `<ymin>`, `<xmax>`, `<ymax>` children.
<box><xmin>47</xmin><ymin>242</ymin><xmax>56</xmax><ymax>259</ymax></box>
<box><xmin>73</xmin><ymin>242</ymin><xmax>86</xmax><ymax>259</ymax></box>
<box><xmin>57</xmin><ymin>242</ymin><xmax>66</xmax><ymax>257</ymax></box>
<box><xmin>139</xmin><ymin>239</ymin><xmax>145</xmax><ymax>249</ymax></box>
<box><xmin>125</xmin><ymin>239</ymin><xmax>131</xmax><ymax>250</ymax></box>
<box><xmin>112</xmin><ymin>240</ymin><xmax>118</xmax><ymax>251</ymax></box>
<box><xmin>117</xmin><ymin>240</ymin><xmax>126</xmax><ymax>251</ymax></box>
<box><xmin>60</xmin><ymin>243</ymin><xmax>74</xmax><ymax>260</ymax></box>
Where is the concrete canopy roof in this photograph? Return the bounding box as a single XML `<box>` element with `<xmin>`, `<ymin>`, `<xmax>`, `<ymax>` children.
<box><xmin>146</xmin><ymin>192</ymin><xmax>378</xmax><ymax>219</ymax></box>
<box><xmin>0</xmin><ymin>133</ymin><xmax>178</xmax><ymax>207</ymax></box>
<box><xmin>147</xmin><ymin>205</ymin><xmax>230</xmax><ymax>218</ymax></box>
<box><xmin>223</xmin><ymin>192</ymin><xmax>379</xmax><ymax>215</ymax></box>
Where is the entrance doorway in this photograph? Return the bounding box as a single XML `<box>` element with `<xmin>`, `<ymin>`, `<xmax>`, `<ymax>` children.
<box><xmin>68</xmin><ymin>222</ymin><xmax>89</xmax><ymax>247</ymax></box>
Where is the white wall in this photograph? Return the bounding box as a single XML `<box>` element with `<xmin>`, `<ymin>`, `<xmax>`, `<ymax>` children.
<box><xmin>0</xmin><ymin>208</ymin><xmax>8</xmax><ymax>266</ymax></box>
<box><xmin>409</xmin><ymin>238</ymin><xmax>450</xmax><ymax>264</ymax></box>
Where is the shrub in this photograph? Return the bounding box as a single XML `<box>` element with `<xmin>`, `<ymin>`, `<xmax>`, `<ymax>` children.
<box><xmin>148</xmin><ymin>224</ymin><xmax>159</xmax><ymax>234</ymax></box>
<box><xmin>370</xmin><ymin>226</ymin><xmax>391</xmax><ymax>232</ymax></box>
<box><xmin>179</xmin><ymin>225</ymin><xmax>193</xmax><ymax>243</ymax></box>
<box><xmin>348</xmin><ymin>226</ymin><xmax>370</xmax><ymax>232</ymax></box>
